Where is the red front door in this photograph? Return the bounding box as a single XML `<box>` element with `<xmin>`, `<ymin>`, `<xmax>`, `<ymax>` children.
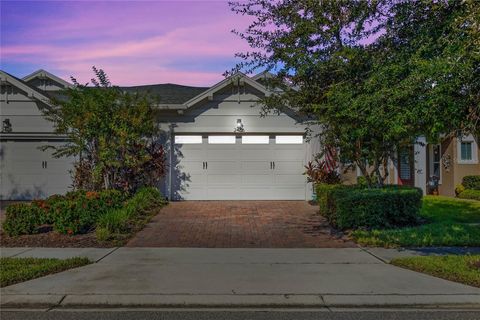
<box><xmin>398</xmin><ymin>147</ymin><xmax>415</xmax><ymax>186</ymax></box>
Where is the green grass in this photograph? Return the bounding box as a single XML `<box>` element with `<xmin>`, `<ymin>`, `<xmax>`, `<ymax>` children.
<box><xmin>391</xmin><ymin>255</ymin><xmax>480</xmax><ymax>288</ymax></box>
<box><xmin>353</xmin><ymin>196</ymin><xmax>480</xmax><ymax>247</ymax></box>
<box><xmin>0</xmin><ymin>257</ymin><xmax>90</xmax><ymax>287</ymax></box>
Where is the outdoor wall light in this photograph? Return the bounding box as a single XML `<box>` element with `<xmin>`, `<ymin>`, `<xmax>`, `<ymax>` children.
<box><xmin>234</xmin><ymin>118</ymin><xmax>244</xmax><ymax>133</ymax></box>
<box><xmin>2</xmin><ymin>119</ymin><xmax>12</xmax><ymax>133</ymax></box>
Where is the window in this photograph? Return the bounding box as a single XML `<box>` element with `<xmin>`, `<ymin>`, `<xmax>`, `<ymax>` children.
<box><xmin>208</xmin><ymin>136</ymin><xmax>236</xmax><ymax>144</ymax></box>
<box><xmin>457</xmin><ymin>135</ymin><xmax>478</xmax><ymax>164</ymax></box>
<box><xmin>429</xmin><ymin>144</ymin><xmax>441</xmax><ymax>183</ymax></box>
<box><xmin>174</xmin><ymin>135</ymin><xmax>202</xmax><ymax>144</ymax></box>
<box><xmin>275</xmin><ymin>135</ymin><xmax>303</xmax><ymax>144</ymax></box>
<box><xmin>461</xmin><ymin>142</ymin><xmax>472</xmax><ymax>161</ymax></box>
<box><xmin>241</xmin><ymin>135</ymin><xmax>269</xmax><ymax>144</ymax></box>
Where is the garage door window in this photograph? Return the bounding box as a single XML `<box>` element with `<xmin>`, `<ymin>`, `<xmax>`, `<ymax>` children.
<box><xmin>242</xmin><ymin>136</ymin><xmax>269</xmax><ymax>144</ymax></box>
<box><xmin>174</xmin><ymin>135</ymin><xmax>202</xmax><ymax>144</ymax></box>
<box><xmin>208</xmin><ymin>136</ymin><xmax>236</xmax><ymax>144</ymax></box>
<box><xmin>275</xmin><ymin>135</ymin><xmax>303</xmax><ymax>144</ymax></box>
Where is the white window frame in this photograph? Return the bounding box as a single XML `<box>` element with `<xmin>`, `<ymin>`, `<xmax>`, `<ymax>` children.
<box><xmin>429</xmin><ymin>144</ymin><xmax>442</xmax><ymax>184</ymax></box>
<box><xmin>174</xmin><ymin>135</ymin><xmax>203</xmax><ymax>144</ymax></box>
<box><xmin>275</xmin><ymin>135</ymin><xmax>303</xmax><ymax>144</ymax></box>
<box><xmin>208</xmin><ymin>135</ymin><xmax>236</xmax><ymax>144</ymax></box>
<box><xmin>241</xmin><ymin>135</ymin><xmax>269</xmax><ymax>144</ymax></box>
<box><xmin>457</xmin><ymin>135</ymin><xmax>478</xmax><ymax>164</ymax></box>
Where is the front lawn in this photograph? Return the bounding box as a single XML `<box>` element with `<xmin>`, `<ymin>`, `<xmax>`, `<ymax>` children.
<box><xmin>353</xmin><ymin>196</ymin><xmax>480</xmax><ymax>247</ymax></box>
<box><xmin>391</xmin><ymin>255</ymin><xmax>480</xmax><ymax>288</ymax></box>
<box><xmin>0</xmin><ymin>257</ymin><xmax>90</xmax><ymax>287</ymax></box>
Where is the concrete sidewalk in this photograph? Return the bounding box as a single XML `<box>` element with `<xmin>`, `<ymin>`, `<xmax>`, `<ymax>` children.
<box><xmin>1</xmin><ymin>247</ymin><xmax>479</xmax><ymax>309</ymax></box>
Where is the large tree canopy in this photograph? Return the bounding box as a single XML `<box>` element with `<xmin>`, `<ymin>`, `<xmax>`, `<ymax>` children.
<box><xmin>230</xmin><ymin>0</ymin><xmax>479</xmax><ymax>186</ymax></box>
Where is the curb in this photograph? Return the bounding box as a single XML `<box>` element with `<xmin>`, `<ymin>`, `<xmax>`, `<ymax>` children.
<box><xmin>2</xmin><ymin>294</ymin><xmax>480</xmax><ymax>309</ymax></box>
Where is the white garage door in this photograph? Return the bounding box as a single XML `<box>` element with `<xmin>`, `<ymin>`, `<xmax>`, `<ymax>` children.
<box><xmin>173</xmin><ymin>135</ymin><xmax>307</xmax><ymax>200</ymax></box>
<box><xmin>0</xmin><ymin>141</ymin><xmax>74</xmax><ymax>200</ymax></box>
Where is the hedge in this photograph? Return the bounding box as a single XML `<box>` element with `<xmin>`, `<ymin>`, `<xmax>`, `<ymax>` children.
<box><xmin>3</xmin><ymin>190</ymin><xmax>127</xmax><ymax>236</ymax></box>
<box><xmin>316</xmin><ymin>184</ymin><xmax>423</xmax><ymax>230</ymax></box>
<box><xmin>462</xmin><ymin>175</ymin><xmax>480</xmax><ymax>190</ymax></box>
<box><xmin>2</xmin><ymin>203</ymin><xmax>43</xmax><ymax>236</ymax></box>
<box><xmin>458</xmin><ymin>189</ymin><xmax>480</xmax><ymax>201</ymax></box>
<box><xmin>316</xmin><ymin>183</ymin><xmax>349</xmax><ymax>218</ymax></box>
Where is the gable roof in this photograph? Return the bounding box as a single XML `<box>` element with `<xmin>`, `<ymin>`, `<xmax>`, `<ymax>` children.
<box><xmin>183</xmin><ymin>72</ymin><xmax>269</xmax><ymax>109</ymax></box>
<box><xmin>0</xmin><ymin>70</ymin><xmax>53</xmax><ymax>106</ymax></box>
<box><xmin>121</xmin><ymin>83</ymin><xmax>208</xmax><ymax>104</ymax></box>
<box><xmin>22</xmin><ymin>69</ymin><xmax>72</xmax><ymax>88</ymax></box>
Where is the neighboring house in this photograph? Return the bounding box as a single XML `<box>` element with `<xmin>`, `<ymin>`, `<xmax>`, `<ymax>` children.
<box><xmin>0</xmin><ymin>69</ymin><xmax>478</xmax><ymax>200</ymax></box>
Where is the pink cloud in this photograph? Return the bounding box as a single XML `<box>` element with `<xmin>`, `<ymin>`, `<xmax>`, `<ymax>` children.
<box><xmin>2</xmin><ymin>1</ymin><xmax>254</xmax><ymax>86</ymax></box>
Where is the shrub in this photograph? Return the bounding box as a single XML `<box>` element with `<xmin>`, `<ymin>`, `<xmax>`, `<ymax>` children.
<box><xmin>325</xmin><ymin>186</ymin><xmax>422</xmax><ymax>230</ymax></box>
<box><xmin>3</xmin><ymin>203</ymin><xmax>43</xmax><ymax>236</ymax></box>
<box><xmin>455</xmin><ymin>184</ymin><xmax>466</xmax><ymax>197</ymax></box>
<box><xmin>96</xmin><ymin>187</ymin><xmax>166</xmax><ymax>241</ymax></box>
<box><xmin>458</xmin><ymin>189</ymin><xmax>480</xmax><ymax>201</ymax></box>
<box><xmin>316</xmin><ymin>183</ymin><xmax>349</xmax><ymax>219</ymax></box>
<box><xmin>462</xmin><ymin>176</ymin><xmax>480</xmax><ymax>190</ymax></box>
<box><xmin>52</xmin><ymin>189</ymin><xmax>127</xmax><ymax>235</ymax></box>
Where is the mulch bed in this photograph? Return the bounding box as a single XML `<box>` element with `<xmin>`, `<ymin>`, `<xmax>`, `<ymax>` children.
<box><xmin>0</xmin><ymin>229</ymin><xmax>115</xmax><ymax>248</ymax></box>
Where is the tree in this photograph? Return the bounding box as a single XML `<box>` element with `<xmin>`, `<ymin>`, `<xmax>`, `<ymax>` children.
<box><xmin>229</xmin><ymin>0</ymin><xmax>479</xmax><ymax>186</ymax></box>
<box><xmin>43</xmin><ymin>67</ymin><xmax>166</xmax><ymax>193</ymax></box>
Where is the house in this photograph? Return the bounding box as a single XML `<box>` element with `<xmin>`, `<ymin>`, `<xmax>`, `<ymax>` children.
<box><xmin>1</xmin><ymin>69</ymin><xmax>478</xmax><ymax>200</ymax></box>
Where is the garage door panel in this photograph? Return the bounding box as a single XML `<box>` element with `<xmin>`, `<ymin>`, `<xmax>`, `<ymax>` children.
<box><xmin>176</xmin><ymin>147</ymin><xmax>204</xmax><ymax>160</ymax></box>
<box><xmin>178</xmin><ymin>187</ymin><xmax>207</xmax><ymax>200</ymax></box>
<box><xmin>10</xmin><ymin>161</ymin><xmax>43</xmax><ymax>174</ymax></box>
<box><xmin>240</xmin><ymin>150</ymin><xmax>273</xmax><ymax>160</ymax></box>
<box><xmin>242</xmin><ymin>174</ymin><xmax>273</xmax><ymax>185</ymax></box>
<box><xmin>269</xmin><ymin>187</ymin><xmax>306</xmax><ymax>200</ymax></box>
<box><xmin>241</xmin><ymin>160</ymin><xmax>271</xmax><ymax>172</ymax></box>
<box><xmin>206</xmin><ymin>188</ymin><xmax>239</xmax><ymax>200</ymax></box>
<box><xmin>274</xmin><ymin>149</ymin><xmax>304</xmax><ymax>160</ymax></box>
<box><xmin>273</xmin><ymin>161</ymin><xmax>305</xmax><ymax>174</ymax></box>
<box><xmin>207</xmin><ymin>160</ymin><xmax>238</xmax><ymax>172</ymax></box>
<box><xmin>274</xmin><ymin>174</ymin><xmax>306</xmax><ymax>185</ymax></box>
<box><xmin>178</xmin><ymin>160</ymin><xmax>204</xmax><ymax>173</ymax></box>
<box><xmin>207</xmin><ymin>174</ymin><xmax>240</xmax><ymax>184</ymax></box>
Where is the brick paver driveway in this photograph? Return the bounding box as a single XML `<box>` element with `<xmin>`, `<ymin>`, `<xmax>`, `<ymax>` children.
<box><xmin>127</xmin><ymin>201</ymin><xmax>355</xmax><ymax>248</ymax></box>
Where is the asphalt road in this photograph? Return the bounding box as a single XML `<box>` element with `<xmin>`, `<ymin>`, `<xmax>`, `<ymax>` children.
<box><xmin>2</xmin><ymin>310</ymin><xmax>480</xmax><ymax>320</ymax></box>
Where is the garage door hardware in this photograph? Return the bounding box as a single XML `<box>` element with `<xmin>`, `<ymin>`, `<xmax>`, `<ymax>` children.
<box><xmin>270</xmin><ymin>161</ymin><xmax>276</xmax><ymax>169</ymax></box>
<box><xmin>41</xmin><ymin>161</ymin><xmax>48</xmax><ymax>169</ymax></box>
<box><xmin>202</xmin><ymin>161</ymin><xmax>208</xmax><ymax>169</ymax></box>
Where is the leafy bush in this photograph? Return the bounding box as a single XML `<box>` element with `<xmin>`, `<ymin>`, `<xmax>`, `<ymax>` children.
<box><xmin>319</xmin><ymin>185</ymin><xmax>423</xmax><ymax>230</ymax></box>
<box><xmin>458</xmin><ymin>189</ymin><xmax>480</xmax><ymax>201</ymax></box>
<box><xmin>52</xmin><ymin>189</ymin><xmax>126</xmax><ymax>235</ymax></box>
<box><xmin>455</xmin><ymin>184</ymin><xmax>466</xmax><ymax>196</ymax></box>
<box><xmin>462</xmin><ymin>175</ymin><xmax>480</xmax><ymax>190</ymax></box>
<box><xmin>316</xmin><ymin>183</ymin><xmax>349</xmax><ymax>219</ymax></box>
<box><xmin>304</xmin><ymin>158</ymin><xmax>341</xmax><ymax>185</ymax></box>
<box><xmin>3</xmin><ymin>203</ymin><xmax>43</xmax><ymax>236</ymax></box>
<box><xmin>96</xmin><ymin>187</ymin><xmax>166</xmax><ymax>241</ymax></box>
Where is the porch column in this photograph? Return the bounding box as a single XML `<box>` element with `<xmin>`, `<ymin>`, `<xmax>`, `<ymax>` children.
<box><xmin>414</xmin><ymin>136</ymin><xmax>427</xmax><ymax>194</ymax></box>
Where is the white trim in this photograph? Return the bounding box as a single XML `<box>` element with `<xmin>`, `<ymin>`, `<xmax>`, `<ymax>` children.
<box><xmin>457</xmin><ymin>134</ymin><xmax>478</xmax><ymax>164</ymax></box>
<box><xmin>414</xmin><ymin>136</ymin><xmax>427</xmax><ymax>195</ymax></box>
<box><xmin>429</xmin><ymin>144</ymin><xmax>442</xmax><ymax>184</ymax></box>
<box><xmin>22</xmin><ymin>69</ymin><xmax>72</xmax><ymax>88</ymax></box>
<box><xmin>0</xmin><ymin>71</ymin><xmax>53</xmax><ymax>106</ymax></box>
<box><xmin>183</xmin><ymin>72</ymin><xmax>270</xmax><ymax>108</ymax></box>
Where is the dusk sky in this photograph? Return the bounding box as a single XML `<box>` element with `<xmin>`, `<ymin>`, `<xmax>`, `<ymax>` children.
<box><xmin>1</xmin><ymin>0</ymin><xmax>253</xmax><ymax>86</ymax></box>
